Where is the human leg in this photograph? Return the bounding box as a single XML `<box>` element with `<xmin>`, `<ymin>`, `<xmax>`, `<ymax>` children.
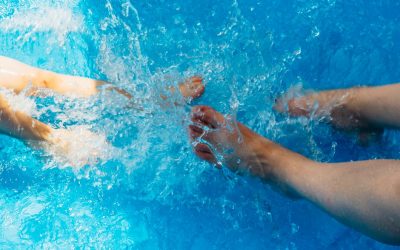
<box><xmin>0</xmin><ymin>56</ymin><xmax>205</xmax><ymax>99</ymax></box>
<box><xmin>0</xmin><ymin>56</ymin><xmax>101</xmax><ymax>97</ymax></box>
<box><xmin>274</xmin><ymin>83</ymin><xmax>400</xmax><ymax>130</ymax></box>
<box><xmin>0</xmin><ymin>93</ymin><xmax>110</xmax><ymax>166</ymax></box>
<box><xmin>0</xmin><ymin>93</ymin><xmax>52</xmax><ymax>141</ymax></box>
<box><xmin>189</xmin><ymin>106</ymin><xmax>400</xmax><ymax>245</ymax></box>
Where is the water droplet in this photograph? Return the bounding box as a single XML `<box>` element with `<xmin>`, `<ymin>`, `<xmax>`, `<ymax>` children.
<box><xmin>311</xmin><ymin>26</ymin><xmax>320</xmax><ymax>37</ymax></box>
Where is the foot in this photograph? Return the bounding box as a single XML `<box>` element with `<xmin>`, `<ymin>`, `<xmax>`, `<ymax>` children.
<box><xmin>178</xmin><ymin>76</ymin><xmax>205</xmax><ymax>100</ymax></box>
<box><xmin>40</xmin><ymin>126</ymin><xmax>111</xmax><ymax>168</ymax></box>
<box><xmin>189</xmin><ymin>106</ymin><xmax>273</xmax><ymax>178</ymax></box>
<box><xmin>274</xmin><ymin>88</ymin><xmax>384</xmax><ymax>145</ymax></box>
<box><xmin>189</xmin><ymin>106</ymin><xmax>315</xmax><ymax>198</ymax></box>
<box><xmin>274</xmin><ymin>88</ymin><xmax>383</xmax><ymax>136</ymax></box>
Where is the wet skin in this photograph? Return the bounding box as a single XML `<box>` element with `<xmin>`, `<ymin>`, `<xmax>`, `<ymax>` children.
<box><xmin>0</xmin><ymin>56</ymin><xmax>205</xmax><ymax>166</ymax></box>
<box><xmin>189</xmin><ymin>105</ymin><xmax>400</xmax><ymax>245</ymax></box>
<box><xmin>273</xmin><ymin>84</ymin><xmax>400</xmax><ymax>142</ymax></box>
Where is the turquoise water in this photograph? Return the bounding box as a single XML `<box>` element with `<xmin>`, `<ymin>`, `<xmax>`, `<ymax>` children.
<box><xmin>0</xmin><ymin>0</ymin><xmax>400</xmax><ymax>248</ymax></box>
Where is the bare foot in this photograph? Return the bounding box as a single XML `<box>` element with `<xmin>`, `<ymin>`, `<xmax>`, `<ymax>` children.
<box><xmin>40</xmin><ymin>126</ymin><xmax>111</xmax><ymax>168</ymax></box>
<box><xmin>274</xmin><ymin>88</ymin><xmax>383</xmax><ymax>143</ymax></box>
<box><xmin>189</xmin><ymin>106</ymin><xmax>315</xmax><ymax>198</ymax></box>
<box><xmin>178</xmin><ymin>76</ymin><xmax>205</xmax><ymax>100</ymax></box>
<box><xmin>189</xmin><ymin>105</ymin><xmax>274</xmax><ymax>178</ymax></box>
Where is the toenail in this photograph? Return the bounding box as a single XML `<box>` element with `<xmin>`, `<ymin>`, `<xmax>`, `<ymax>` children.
<box><xmin>189</xmin><ymin>125</ymin><xmax>203</xmax><ymax>133</ymax></box>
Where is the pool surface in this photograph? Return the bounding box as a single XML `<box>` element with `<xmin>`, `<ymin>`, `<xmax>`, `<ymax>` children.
<box><xmin>0</xmin><ymin>0</ymin><xmax>400</xmax><ymax>249</ymax></box>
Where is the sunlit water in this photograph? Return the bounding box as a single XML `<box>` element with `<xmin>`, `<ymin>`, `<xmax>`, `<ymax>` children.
<box><xmin>0</xmin><ymin>0</ymin><xmax>400</xmax><ymax>249</ymax></box>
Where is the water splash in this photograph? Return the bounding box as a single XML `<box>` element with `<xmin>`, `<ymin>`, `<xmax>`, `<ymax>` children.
<box><xmin>0</xmin><ymin>5</ymin><xmax>83</xmax><ymax>44</ymax></box>
<box><xmin>0</xmin><ymin>0</ymin><xmax>399</xmax><ymax>249</ymax></box>
<box><xmin>41</xmin><ymin>125</ymin><xmax>114</xmax><ymax>170</ymax></box>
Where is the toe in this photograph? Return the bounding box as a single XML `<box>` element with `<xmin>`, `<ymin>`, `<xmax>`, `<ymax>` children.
<box><xmin>194</xmin><ymin>143</ymin><xmax>218</xmax><ymax>165</ymax></box>
<box><xmin>191</xmin><ymin>83</ymin><xmax>205</xmax><ymax>99</ymax></box>
<box><xmin>179</xmin><ymin>76</ymin><xmax>205</xmax><ymax>99</ymax></box>
<box><xmin>191</xmin><ymin>106</ymin><xmax>225</xmax><ymax>129</ymax></box>
<box><xmin>189</xmin><ymin>124</ymin><xmax>220</xmax><ymax>147</ymax></box>
<box><xmin>190</xmin><ymin>76</ymin><xmax>205</xmax><ymax>99</ymax></box>
<box><xmin>189</xmin><ymin>125</ymin><xmax>204</xmax><ymax>139</ymax></box>
<box><xmin>190</xmin><ymin>76</ymin><xmax>203</xmax><ymax>83</ymax></box>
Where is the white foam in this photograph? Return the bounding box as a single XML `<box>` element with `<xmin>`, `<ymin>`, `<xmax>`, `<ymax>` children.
<box><xmin>0</xmin><ymin>6</ymin><xmax>83</xmax><ymax>43</ymax></box>
<box><xmin>42</xmin><ymin>126</ymin><xmax>114</xmax><ymax>170</ymax></box>
<box><xmin>0</xmin><ymin>88</ymin><xmax>39</xmax><ymax>117</ymax></box>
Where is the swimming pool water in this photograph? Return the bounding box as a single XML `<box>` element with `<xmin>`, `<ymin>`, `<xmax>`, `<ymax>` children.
<box><xmin>0</xmin><ymin>0</ymin><xmax>400</xmax><ymax>248</ymax></box>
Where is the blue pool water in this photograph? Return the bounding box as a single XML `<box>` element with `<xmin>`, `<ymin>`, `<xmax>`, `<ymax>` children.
<box><xmin>0</xmin><ymin>0</ymin><xmax>400</xmax><ymax>248</ymax></box>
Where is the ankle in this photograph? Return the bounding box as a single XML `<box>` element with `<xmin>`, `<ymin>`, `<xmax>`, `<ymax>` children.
<box><xmin>254</xmin><ymin>139</ymin><xmax>319</xmax><ymax>197</ymax></box>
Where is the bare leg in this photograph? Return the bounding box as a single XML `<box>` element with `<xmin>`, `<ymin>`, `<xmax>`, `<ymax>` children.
<box><xmin>0</xmin><ymin>56</ymin><xmax>102</xmax><ymax>97</ymax></box>
<box><xmin>0</xmin><ymin>93</ymin><xmax>53</xmax><ymax>141</ymax></box>
<box><xmin>0</xmin><ymin>93</ymin><xmax>109</xmax><ymax>166</ymax></box>
<box><xmin>189</xmin><ymin>106</ymin><xmax>400</xmax><ymax>245</ymax></box>
<box><xmin>274</xmin><ymin>83</ymin><xmax>400</xmax><ymax>130</ymax></box>
<box><xmin>0</xmin><ymin>56</ymin><xmax>205</xmax><ymax>100</ymax></box>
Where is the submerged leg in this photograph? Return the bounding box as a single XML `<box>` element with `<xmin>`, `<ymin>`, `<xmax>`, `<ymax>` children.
<box><xmin>0</xmin><ymin>93</ymin><xmax>108</xmax><ymax>167</ymax></box>
<box><xmin>274</xmin><ymin>83</ymin><xmax>400</xmax><ymax>130</ymax></box>
<box><xmin>0</xmin><ymin>93</ymin><xmax>53</xmax><ymax>141</ymax></box>
<box><xmin>189</xmin><ymin>105</ymin><xmax>400</xmax><ymax>245</ymax></box>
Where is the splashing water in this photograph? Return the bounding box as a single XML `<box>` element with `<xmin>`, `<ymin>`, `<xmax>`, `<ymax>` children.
<box><xmin>0</xmin><ymin>0</ymin><xmax>400</xmax><ymax>249</ymax></box>
<box><xmin>0</xmin><ymin>0</ymin><xmax>84</xmax><ymax>50</ymax></box>
<box><xmin>0</xmin><ymin>6</ymin><xmax>83</xmax><ymax>43</ymax></box>
<box><xmin>41</xmin><ymin>126</ymin><xmax>114</xmax><ymax>170</ymax></box>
